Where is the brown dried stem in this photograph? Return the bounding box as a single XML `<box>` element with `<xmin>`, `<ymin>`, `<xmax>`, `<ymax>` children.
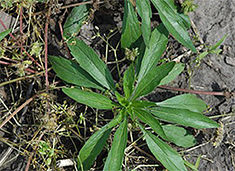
<box><xmin>44</xmin><ymin>7</ymin><xmax>51</xmax><ymax>90</ymax></box>
<box><xmin>0</xmin><ymin>19</ymin><xmax>42</xmax><ymax>68</ymax></box>
<box><xmin>158</xmin><ymin>85</ymin><xmax>235</xmax><ymax>97</ymax></box>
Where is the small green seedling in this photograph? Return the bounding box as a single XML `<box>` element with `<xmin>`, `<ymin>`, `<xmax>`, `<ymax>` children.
<box><xmin>195</xmin><ymin>35</ymin><xmax>227</xmax><ymax>66</ymax></box>
<box><xmin>181</xmin><ymin>0</ymin><xmax>198</xmax><ymax>14</ymax></box>
<box><xmin>49</xmin><ymin>1</ymin><xmax>219</xmax><ymax>170</ymax></box>
<box><xmin>38</xmin><ymin>140</ymin><xmax>56</xmax><ymax>167</ymax></box>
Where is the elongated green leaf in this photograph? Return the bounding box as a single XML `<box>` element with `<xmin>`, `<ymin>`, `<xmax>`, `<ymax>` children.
<box><xmin>136</xmin><ymin>0</ymin><xmax>152</xmax><ymax>47</ymax></box>
<box><xmin>162</xmin><ymin>125</ymin><xmax>196</xmax><ymax>148</ymax></box>
<box><xmin>135</xmin><ymin>38</ymin><xmax>146</xmax><ymax>77</ymax></box>
<box><xmin>49</xmin><ymin>55</ymin><xmax>104</xmax><ymax>90</ymax></box>
<box><xmin>164</xmin><ymin>0</ymin><xmax>177</xmax><ymax>10</ymax></box>
<box><xmin>68</xmin><ymin>38</ymin><xmax>115</xmax><ymax>90</ymax></box>
<box><xmin>77</xmin><ymin>127</ymin><xmax>111</xmax><ymax>171</ymax></box>
<box><xmin>0</xmin><ymin>29</ymin><xmax>11</xmax><ymax>41</ymax></box>
<box><xmin>121</xmin><ymin>0</ymin><xmax>141</xmax><ymax>48</ymax></box>
<box><xmin>150</xmin><ymin>107</ymin><xmax>219</xmax><ymax>129</ymax></box>
<box><xmin>115</xmin><ymin>91</ymin><xmax>129</xmax><ymax>108</ymax></box>
<box><xmin>184</xmin><ymin>160</ymin><xmax>199</xmax><ymax>171</ymax></box>
<box><xmin>137</xmin><ymin>24</ymin><xmax>169</xmax><ymax>82</ymax></box>
<box><xmin>63</xmin><ymin>4</ymin><xmax>89</xmax><ymax>39</ymax></box>
<box><xmin>151</xmin><ymin>0</ymin><xmax>196</xmax><ymax>52</ymax></box>
<box><xmin>123</xmin><ymin>63</ymin><xmax>135</xmax><ymax>99</ymax></box>
<box><xmin>140</xmin><ymin>125</ymin><xmax>187</xmax><ymax>171</ymax></box>
<box><xmin>164</xmin><ymin>0</ymin><xmax>192</xmax><ymax>29</ymax></box>
<box><xmin>131</xmin><ymin>100</ymin><xmax>156</xmax><ymax>108</ymax></box>
<box><xmin>209</xmin><ymin>34</ymin><xmax>227</xmax><ymax>51</ymax></box>
<box><xmin>156</xmin><ymin>94</ymin><xmax>207</xmax><ymax>113</ymax></box>
<box><xmin>103</xmin><ymin>117</ymin><xmax>128</xmax><ymax>171</ymax></box>
<box><xmin>159</xmin><ymin>62</ymin><xmax>184</xmax><ymax>85</ymax></box>
<box><xmin>179</xmin><ymin>13</ymin><xmax>191</xmax><ymax>29</ymax></box>
<box><xmin>62</xmin><ymin>88</ymin><xmax>117</xmax><ymax>109</ymax></box>
<box><xmin>134</xmin><ymin>108</ymin><xmax>167</xmax><ymax>140</ymax></box>
<box><xmin>77</xmin><ymin>113</ymin><xmax>124</xmax><ymax>171</ymax></box>
<box><xmin>132</xmin><ymin>62</ymin><xmax>175</xmax><ymax>100</ymax></box>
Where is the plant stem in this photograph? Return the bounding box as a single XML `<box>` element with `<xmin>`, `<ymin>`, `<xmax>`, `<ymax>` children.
<box><xmin>0</xmin><ymin>95</ymin><xmax>35</xmax><ymax>129</ymax></box>
<box><xmin>60</xmin><ymin>1</ymin><xmax>104</xmax><ymax>9</ymax></box>
<box><xmin>0</xmin><ymin>69</ymin><xmax>49</xmax><ymax>87</ymax></box>
<box><xmin>0</xmin><ymin>19</ymin><xmax>42</xmax><ymax>68</ymax></box>
<box><xmin>158</xmin><ymin>85</ymin><xmax>235</xmax><ymax>97</ymax></box>
<box><xmin>44</xmin><ymin>7</ymin><xmax>51</xmax><ymax>91</ymax></box>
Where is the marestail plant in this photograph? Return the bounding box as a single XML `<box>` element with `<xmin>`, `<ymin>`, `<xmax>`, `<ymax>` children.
<box><xmin>49</xmin><ymin>0</ymin><xmax>219</xmax><ymax>170</ymax></box>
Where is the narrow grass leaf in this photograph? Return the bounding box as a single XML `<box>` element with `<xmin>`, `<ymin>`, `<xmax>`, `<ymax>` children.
<box><xmin>209</xmin><ymin>34</ymin><xmax>227</xmax><ymax>51</ymax></box>
<box><xmin>134</xmin><ymin>108</ymin><xmax>167</xmax><ymax>140</ymax></box>
<box><xmin>136</xmin><ymin>0</ymin><xmax>152</xmax><ymax>47</ymax></box>
<box><xmin>132</xmin><ymin>62</ymin><xmax>175</xmax><ymax>100</ymax></box>
<box><xmin>150</xmin><ymin>107</ymin><xmax>220</xmax><ymax>129</ymax></box>
<box><xmin>121</xmin><ymin>0</ymin><xmax>141</xmax><ymax>48</ymax></box>
<box><xmin>137</xmin><ymin>24</ymin><xmax>169</xmax><ymax>82</ymax></box>
<box><xmin>151</xmin><ymin>0</ymin><xmax>196</xmax><ymax>52</ymax></box>
<box><xmin>162</xmin><ymin>124</ymin><xmax>196</xmax><ymax>148</ymax></box>
<box><xmin>159</xmin><ymin>62</ymin><xmax>184</xmax><ymax>85</ymax></box>
<box><xmin>123</xmin><ymin>63</ymin><xmax>135</xmax><ymax>99</ymax></box>
<box><xmin>156</xmin><ymin>94</ymin><xmax>207</xmax><ymax>113</ymax></box>
<box><xmin>184</xmin><ymin>160</ymin><xmax>199</xmax><ymax>171</ymax></box>
<box><xmin>49</xmin><ymin>55</ymin><xmax>104</xmax><ymax>90</ymax></box>
<box><xmin>103</xmin><ymin>117</ymin><xmax>128</xmax><ymax>171</ymax></box>
<box><xmin>77</xmin><ymin>113</ymin><xmax>124</xmax><ymax>171</ymax></box>
<box><xmin>0</xmin><ymin>29</ymin><xmax>11</xmax><ymax>41</ymax></box>
<box><xmin>140</xmin><ymin>125</ymin><xmax>187</xmax><ymax>171</ymax></box>
<box><xmin>62</xmin><ymin>88</ymin><xmax>117</xmax><ymax>110</ymax></box>
<box><xmin>63</xmin><ymin>4</ymin><xmax>89</xmax><ymax>39</ymax></box>
<box><xmin>68</xmin><ymin>38</ymin><xmax>115</xmax><ymax>90</ymax></box>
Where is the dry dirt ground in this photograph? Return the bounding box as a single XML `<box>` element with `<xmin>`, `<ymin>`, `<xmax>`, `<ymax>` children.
<box><xmin>185</xmin><ymin>0</ymin><xmax>235</xmax><ymax>170</ymax></box>
<box><xmin>0</xmin><ymin>0</ymin><xmax>235</xmax><ymax>170</ymax></box>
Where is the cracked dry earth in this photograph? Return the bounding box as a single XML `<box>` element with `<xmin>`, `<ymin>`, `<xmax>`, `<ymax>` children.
<box><xmin>183</xmin><ymin>0</ymin><xmax>235</xmax><ymax>170</ymax></box>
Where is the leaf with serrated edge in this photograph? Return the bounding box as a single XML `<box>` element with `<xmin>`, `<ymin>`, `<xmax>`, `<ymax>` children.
<box><xmin>150</xmin><ymin>107</ymin><xmax>219</xmax><ymax>129</ymax></box>
<box><xmin>121</xmin><ymin>0</ymin><xmax>141</xmax><ymax>48</ymax></box>
<box><xmin>151</xmin><ymin>0</ymin><xmax>196</xmax><ymax>52</ymax></box>
<box><xmin>103</xmin><ymin>117</ymin><xmax>128</xmax><ymax>171</ymax></box>
<box><xmin>156</xmin><ymin>94</ymin><xmax>207</xmax><ymax>113</ymax></box>
<box><xmin>68</xmin><ymin>38</ymin><xmax>115</xmax><ymax>90</ymax></box>
<box><xmin>62</xmin><ymin>88</ymin><xmax>117</xmax><ymax>110</ymax></box>
<box><xmin>49</xmin><ymin>55</ymin><xmax>104</xmax><ymax>90</ymax></box>
<box><xmin>140</xmin><ymin>125</ymin><xmax>187</xmax><ymax>171</ymax></box>
<box><xmin>137</xmin><ymin>24</ymin><xmax>169</xmax><ymax>82</ymax></box>
<box><xmin>132</xmin><ymin>62</ymin><xmax>175</xmax><ymax>100</ymax></box>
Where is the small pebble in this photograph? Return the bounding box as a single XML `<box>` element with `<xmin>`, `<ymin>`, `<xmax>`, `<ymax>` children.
<box><xmin>225</xmin><ymin>57</ymin><xmax>235</xmax><ymax>66</ymax></box>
